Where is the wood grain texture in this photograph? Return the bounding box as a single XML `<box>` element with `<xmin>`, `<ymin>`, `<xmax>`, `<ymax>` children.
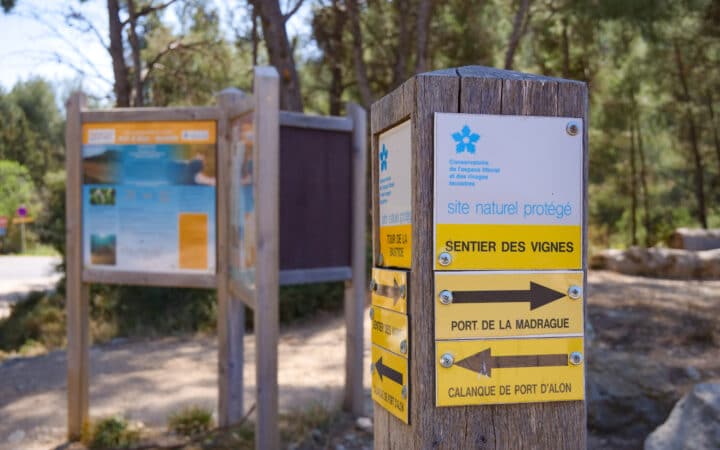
<box><xmin>280</xmin><ymin>110</ymin><xmax>353</xmax><ymax>131</ymax></box>
<box><xmin>343</xmin><ymin>103</ymin><xmax>368</xmax><ymax>416</ymax></box>
<box><xmin>372</xmin><ymin>66</ymin><xmax>587</xmax><ymax>450</ymax></box>
<box><xmin>81</xmin><ymin>106</ymin><xmax>220</xmax><ymax>123</ymax></box>
<box><xmin>253</xmin><ymin>66</ymin><xmax>280</xmax><ymax>450</ymax></box>
<box><xmin>65</xmin><ymin>92</ymin><xmax>89</xmax><ymax>440</ymax></box>
<box><xmin>217</xmin><ymin>89</ymin><xmax>247</xmax><ymax>426</ymax></box>
<box><xmin>82</xmin><ymin>269</ymin><xmax>216</xmax><ymax>288</ymax></box>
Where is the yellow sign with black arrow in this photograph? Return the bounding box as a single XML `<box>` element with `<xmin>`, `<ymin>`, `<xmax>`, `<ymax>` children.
<box><xmin>371</xmin><ymin>344</ymin><xmax>409</xmax><ymax>423</ymax></box>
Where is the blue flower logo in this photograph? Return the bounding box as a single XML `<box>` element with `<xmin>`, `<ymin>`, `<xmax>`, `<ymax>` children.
<box><xmin>380</xmin><ymin>143</ymin><xmax>389</xmax><ymax>171</ymax></box>
<box><xmin>452</xmin><ymin>125</ymin><xmax>480</xmax><ymax>154</ymax></box>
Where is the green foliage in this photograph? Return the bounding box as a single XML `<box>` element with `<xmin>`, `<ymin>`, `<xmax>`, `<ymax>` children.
<box><xmin>84</xmin><ymin>416</ymin><xmax>141</xmax><ymax>450</ymax></box>
<box><xmin>168</xmin><ymin>405</ymin><xmax>215</xmax><ymax>437</ymax></box>
<box><xmin>0</xmin><ymin>160</ymin><xmax>40</xmax><ymax>252</ymax></box>
<box><xmin>36</xmin><ymin>169</ymin><xmax>67</xmax><ymax>258</ymax></box>
<box><xmin>0</xmin><ymin>291</ymin><xmax>65</xmax><ymax>352</ymax></box>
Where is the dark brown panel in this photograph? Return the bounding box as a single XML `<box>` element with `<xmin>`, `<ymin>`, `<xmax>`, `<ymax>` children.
<box><xmin>279</xmin><ymin>126</ymin><xmax>353</xmax><ymax>271</ymax></box>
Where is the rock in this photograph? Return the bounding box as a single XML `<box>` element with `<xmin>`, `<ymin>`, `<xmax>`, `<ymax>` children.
<box><xmin>7</xmin><ymin>429</ymin><xmax>25</xmax><ymax>444</ymax></box>
<box><xmin>587</xmin><ymin>348</ymin><xmax>678</xmax><ymax>436</ymax></box>
<box><xmin>668</xmin><ymin>228</ymin><xmax>720</xmax><ymax>250</ymax></box>
<box><xmin>355</xmin><ymin>416</ymin><xmax>373</xmax><ymax>433</ymax></box>
<box><xmin>590</xmin><ymin>247</ymin><xmax>720</xmax><ymax>279</ymax></box>
<box><xmin>644</xmin><ymin>383</ymin><xmax>720</xmax><ymax>450</ymax></box>
<box><xmin>685</xmin><ymin>366</ymin><xmax>702</xmax><ymax>382</ymax></box>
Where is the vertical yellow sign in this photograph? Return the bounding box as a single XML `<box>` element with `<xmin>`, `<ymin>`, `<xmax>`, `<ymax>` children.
<box><xmin>371</xmin><ymin>345</ymin><xmax>409</xmax><ymax>424</ymax></box>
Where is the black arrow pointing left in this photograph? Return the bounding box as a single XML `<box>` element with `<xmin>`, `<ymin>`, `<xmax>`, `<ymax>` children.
<box><xmin>375</xmin><ymin>357</ymin><xmax>403</xmax><ymax>385</ymax></box>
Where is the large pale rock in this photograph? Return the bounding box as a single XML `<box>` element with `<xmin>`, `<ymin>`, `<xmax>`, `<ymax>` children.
<box><xmin>644</xmin><ymin>383</ymin><xmax>720</xmax><ymax>450</ymax></box>
<box><xmin>668</xmin><ymin>228</ymin><xmax>720</xmax><ymax>250</ymax></box>
<box><xmin>590</xmin><ymin>247</ymin><xmax>720</xmax><ymax>279</ymax></box>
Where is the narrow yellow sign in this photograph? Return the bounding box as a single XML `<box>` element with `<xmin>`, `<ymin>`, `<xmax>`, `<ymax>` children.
<box><xmin>371</xmin><ymin>307</ymin><xmax>408</xmax><ymax>357</ymax></box>
<box><xmin>435</xmin><ymin>271</ymin><xmax>584</xmax><ymax>339</ymax></box>
<box><xmin>372</xmin><ymin>344</ymin><xmax>409</xmax><ymax>423</ymax></box>
<box><xmin>436</xmin><ymin>337</ymin><xmax>584</xmax><ymax>407</ymax></box>
<box><xmin>435</xmin><ymin>224</ymin><xmax>582</xmax><ymax>270</ymax></box>
<box><xmin>379</xmin><ymin>224</ymin><xmax>412</xmax><ymax>268</ymax></box>
<box><xmin>371</xmin><ymin>268</ymin><xmax>408</xmax><ymax>313</ymax></box>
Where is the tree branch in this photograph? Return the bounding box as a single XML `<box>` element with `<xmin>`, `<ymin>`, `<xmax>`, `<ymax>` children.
<box><xmin>121</xmin><ymin>0</ymin><xmax>179</xmax><ymax>26</ymax></box>
<box><xmin>283</xmin><ymin>0</ymin><xmax>305</xmax><ymax>22</ymax></box>
<box><xmin>143</xmin><ymin>39</ymin><xmax>219</xmax><ymax>83</ymax></box>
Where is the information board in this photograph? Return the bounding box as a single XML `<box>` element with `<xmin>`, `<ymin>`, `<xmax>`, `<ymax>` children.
<box><xmin>434</xmin><ymin>113</ymin><xmax>583</xmax><ymax>271</ymax></box>
<box><xmin>229</xmin><ymin>113</ymin><xmax>256</xmax><ymax>291</ymax></box>
<box><xmin>378</xmin><ymin>121</ymin><xmax>412</xmax><ymax>268</ymax></box>
<box><xmin>82</xmin><ymin>121</ymin><xmax>217</xmax><ymax>273</ymax></box>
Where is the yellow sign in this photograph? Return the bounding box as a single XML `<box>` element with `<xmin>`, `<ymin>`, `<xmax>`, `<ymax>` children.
<box><xmin>371</xmin><ymin>307</ymin><xmax>408</xmax><ymax>356</ymax></box>
<box><xmin>12</xmin><ymin>217</ymin><xmax>34</xmax><ymax>224</ymax></box>
<box><xmin>379</xmin><ymin>224</ymin><xmax>412</xmax><ymax>268</ymax></box>
<box><xmin>436</xmin><ymin>337</ymin><xmax>584</xmax><ymax>407</ymax></box>
<box><xmin>435</xmin><ymin>271</ymin><xmax>583</xmax><ymax>339</ymax></box>
<box><xmin>83</xmin><ymin>121</ymin><xmax>217</xmax><ymax>145</ymax></box>
<box><xmin>371</xmin><ymin>268</ymin><xmax>407</xmax><ymax>313</ymax></box>
<box><xmin>372</xmin><ymin>344</ymin><xmax>409</xmax><ymax>423</ymax></box>
<box><xmin>435</xmin><ymin>224</ymin><xmax>581</xmax><ymax>270</ymax></box>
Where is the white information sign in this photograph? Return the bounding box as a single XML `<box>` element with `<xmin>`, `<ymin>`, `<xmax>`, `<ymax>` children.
<box><xmin>378</xmin><ymin>120</ymin><xmax>412</xmax><ymax>268</ymax></box>
<box><xmin>433</xmin><ymin>113</ymin><xmax>583</xmax><ymax>270</ymax></box>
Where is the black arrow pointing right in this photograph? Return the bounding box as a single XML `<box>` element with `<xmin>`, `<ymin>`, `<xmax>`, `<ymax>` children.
<box><xmin>452</xmin><ymin>282</ymin><xmax>566</xmax><ymax>310</ymax></box>
<box><xmin>375</xmin><ymin>357</ymin><xmax>403</xmax><ymax>385</ymax></box>
<box><xmin>375</xmin><ymin>278</ymin><xmax>404</xmax><ymax>305</ymax></box>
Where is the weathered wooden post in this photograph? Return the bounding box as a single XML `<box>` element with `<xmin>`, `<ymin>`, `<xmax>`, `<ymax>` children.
<box><xmin>65</xmin><ymin>91</ymin><xmax>89</xmax><ymax>440</ymax></box>
<box><xmin>370</xmin><ymin>66</ymin><xmax>588</xmax><ymax>449</ymax></box>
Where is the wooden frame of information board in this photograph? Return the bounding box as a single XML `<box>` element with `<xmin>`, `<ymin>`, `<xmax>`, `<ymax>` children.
<box><xmin>65</xmin><ymin>66</ymin><xmax>367</xmax><ymax>449</ymax></box>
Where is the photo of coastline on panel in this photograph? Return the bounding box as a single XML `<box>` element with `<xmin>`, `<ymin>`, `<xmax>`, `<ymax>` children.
<box><xmin>81</xmin><ymin>121</ymin><xmax>217</xmax><ymax>274</ymax></box>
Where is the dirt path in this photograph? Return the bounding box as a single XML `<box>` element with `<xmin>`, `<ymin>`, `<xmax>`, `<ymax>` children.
<box><xmin>0</xmin><ymin>312</ymin><xmax>373</xmax><ymax>450</ymax></box>
<box><xmin>1</xmin><ymin>270</ymin><xmax>719</xmax><ymax>450</ymax></box>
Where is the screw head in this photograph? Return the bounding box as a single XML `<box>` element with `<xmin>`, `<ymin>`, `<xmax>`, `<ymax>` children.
<box><xmin>440</xmin><ymin>353</ymin><xmax>455</xmax><ymax>368</ymax></box>
<box><xmin>569</xmin><ymin>351</ymin><xmax>584</xmax><ymax>366</ymax></box>
<box><xmin>567</xmin><ymin>285</ymin><xmax>582</xmax><ymax>300</ymax></box>
<box><xmin>400</xmin><ymin>340</ymin><xmax>408</xmax><ymax>354</ymax></box>
<box><xmin>370</xmin><ymin>362</ymin><xmax>375</xmax><ymax>374</ymax></box>
<box><xmin>438</xmin><ymin>252</ymin><xmax>452</xmax><ymax>266</ymax></box>
<box><xmin>566</xmin><ymin>121</ymin><xmax>579</xmax><ymax>136</ymax></box>
<box><xmin>399</xmin><ymin>285</ymin><xmax>406</xmax><ymax>299</ymax></box>
<box><xmin>369</xmin><ymin>308</ymin><xmax>374</xmax><ymax>320</ymax></box>
<box><xmin>401</xmin><ymin>385</ymin><xmax>408</xmax><ymax>399</ymax></box>
<box><xmin>438</xmin><ymin>290</ymin><xmax>453</xmax><ymax>305</ymax></box>
<box><xmin>377</xmin><ymin>253</ymin><xmax>384</xmax><ymax>266</ymax></box>
<box><xmin>370</xmin><ymin>279</ymin><xmax>377</xmax><ymax>291</ymax></box>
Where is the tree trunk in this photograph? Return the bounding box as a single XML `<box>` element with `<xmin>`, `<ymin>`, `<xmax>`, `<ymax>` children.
<box><xmin>251</xmin><ymin>4</ymin><xmax>259</xmax><ymax>66</ymax></box>
<box><xmin>107</xmin><ymin>0</ymin><xmax>130</xmax><ymax>107</ymax></box>
<box><xmin>346</xmin><ymin>0</ymin><xmax>372</xmax><ymax>108</ymax></box>
<box><xmin>126</xmin><ymin>0</ymin><xmax>144</xmax><ymax>107</ymax></box>
<box><xmin>504</xmin><ymin>0</ymin><xmax>531</xmax><ymax>70</ymax></box>
<box><xmin>391</xmin><ymin>0</ymin><xmax>411</xmax><ymax>87</ymax></box>
<box><xmin>629</xmin><ymin>123</ymin><xmax>638</xmax><ymax>246</ymax></box>
<box><xmin>673</xmin><ymin>40</ymin><xmax>708</xmax><ymax>229</ymax></box>
<box><xmin>250</xmin><ymin>0</ymin><xmax>304</xmax><ymax>111</ymax></box>
<box><xmin>705</xmin><ymin>92</ymin><xmax>720</xmax><ymax>179</ymax></box>
<box><xmin>635</xmin><ymin>115</ymin><xmax>652</xmax><ymax>246</ymax></box>
<box><xmin>415</xmin><ymin>0</ymin><xmax>433</xmax><ymax>73</ymax></box>
<box><xmin>328</xmin><ymin>0</ymin><xmax>345</xmax><ymax>116</ymax></box>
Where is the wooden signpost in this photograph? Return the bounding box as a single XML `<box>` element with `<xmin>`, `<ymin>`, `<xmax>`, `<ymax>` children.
<box><xmin>64</xmin><ymin>66</ymin><xmax>367</xmax><ymax>450</ymax></box>
<box><xmin>370</xmin><ymin>66</ymin><xmax>588</xmax><ymax>449</ymax></box>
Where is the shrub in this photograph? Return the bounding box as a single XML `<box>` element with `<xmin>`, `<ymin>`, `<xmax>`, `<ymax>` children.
<box><xmin>168</xmin><ymin>405</ymin><xmax>215</xmax><ymax>437</ymax></box>
<box><xmin>85</xmin><ymin>416</ymin><xmax>141</xmax><ymax>449</ymax></box>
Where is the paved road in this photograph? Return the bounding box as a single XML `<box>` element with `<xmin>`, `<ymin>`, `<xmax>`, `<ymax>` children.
<box><xmin>0</xmin><ymin>256</ymin><xmax>62</xmax><ymax>319</ymax></box>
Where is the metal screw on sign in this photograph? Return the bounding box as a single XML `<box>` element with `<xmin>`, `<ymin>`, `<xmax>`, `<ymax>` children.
<box><xmin>400</xmin><ymin>340</ymin><xmax>408</xmax><ymax>355</ymax></box>
<box><xmin>377</xmin><ymin>253</ymin><xmax>384</xmax><ymax>266</ymax></box>
<box><xmin>370</xmin><ymin>362</ymin><xmax>375</xmax><ymax>374</ymax></box>
<box><xmin>370</xmin><ymin>279</ymin><xmax>378</xmax><ymax>292</ymax></box>
<box><xmin>369</xmin><ymin>308</ymin><xmax>375</xmax><ymax>320</ymax></box>
<box><xmin>399</xmin><ymin>285</ymin><xmax>406</xmax><ymax>299</ymax></box>
<box><xmin>567</xmin><ymin>285</ymin><xmax>582</xmax><ymax>300</ymax></box>
<box><xmin>401</xmin><ymin>385</ymin><xmax>408</xmax><ymax>399</ymax></box>
<box><xmin>569</xmin><ymin>352</ymin><xmax>584</xmax><ymax>366</ymax></box>
<box><xmin>440</xmin><ymin>353</ymin><xmax>455</xmax><ymax>368</ymax></box>
<box><xmin>566</xmin><ymin>122</ymin><xmax>579</xmax><ymax>136</ymax></box>
<box><xmin>438</xmin><ymin>252</ymin><xmax>452</xmax><ymax>266</ymax></box>
<box><xmin>438</xmin><ymin>290</ymin><xmax>453</xmax><ymax>305</ymax></box>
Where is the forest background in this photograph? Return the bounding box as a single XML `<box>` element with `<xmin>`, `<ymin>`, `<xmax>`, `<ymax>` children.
<box><xmin>0</xmin><ymin>0</ymin><xmax>718</xmax><ymax>351</ymax></box>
